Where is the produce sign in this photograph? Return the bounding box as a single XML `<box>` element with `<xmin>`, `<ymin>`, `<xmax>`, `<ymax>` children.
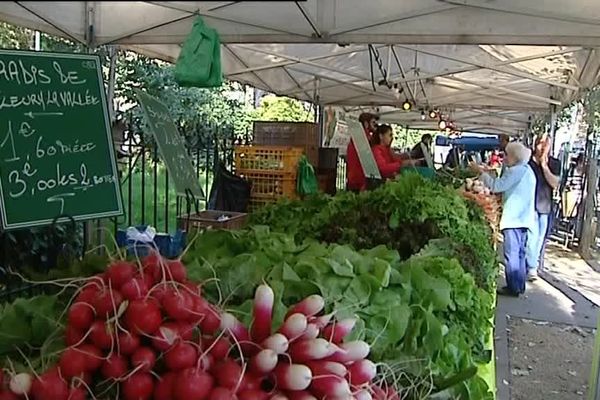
<box><xmin>0</xmin><ymin>50</ymin><xmax>123</xmax><ymax>230</ymax></box>
<box><xmin>0</xmin><ymin>253</ymin><xmax>394</xmax><ymax>400</ymax></box>
<box><xmin>136</xmin><ymin>90</ymin><xmax>205</xmax><ymax>200</ymax></box>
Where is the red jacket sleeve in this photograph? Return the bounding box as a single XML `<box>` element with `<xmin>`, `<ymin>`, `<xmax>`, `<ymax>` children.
<box><xmin>346</xmin><ymin>140</ymin><xmax>366</xmax><ymax>190</ymax></box>
<box><xmin>372</xmin><ymin>145</ymin><xmax>402</xmax><ymax>179</ymax></box>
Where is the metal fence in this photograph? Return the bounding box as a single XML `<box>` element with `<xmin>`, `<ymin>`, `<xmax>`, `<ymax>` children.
<box><xmin>113</xmin><ymin>122</ymin><xmax>236</xmax><ymax>234</ymax></box>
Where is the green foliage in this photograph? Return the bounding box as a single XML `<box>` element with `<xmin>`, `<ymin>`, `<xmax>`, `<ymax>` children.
<box><xmin>116</xmin><ymin>53</ymin><xmax>252</xmax><ymax>137</ymax></box>
<box><xmin>393</xmin><ymin>127</ymin><xmax>437</xmax><ymax>151</ymax></box>
<box><xmin>0</xmin><ymin>22</ymin><xmax>31</xmax><ymax>49</ymax></box>
<box><xmin>0</xmin><ymin>224</ymin><xmax>83</xmax><ymax>270</ymax></box>
<box><xmin>183</xmin><ymin>227</ymin><xmax>493</xmax><ymax>399</ymax></box>
<box><xmin>434</xmin><ymin>168</ymin><xmax>478</xmax><ymax>189</ymax></box>
<box><xmin>250</xmin><ymin>173</ymin><xmax>497</xmax><ymax>290</ymax></box>
<box><xmin>254</xmin><ymin>95</ymin><xmax>314</xmax><ymax>122</ymax></box>
<box><xmin>0</xmin><ymin>295</ymin><xmax>65</xmax><ymax>372</ymax></box>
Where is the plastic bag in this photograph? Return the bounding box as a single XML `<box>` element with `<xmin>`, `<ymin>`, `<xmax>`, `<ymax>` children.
<box><xmin>126</xmin><ymin>226</ymin><xmax>156</xmax><ymax>243</ymax></box>
<box><xmin>297</xmin><ymin>156</ymin><xmax>319</xmax><ymax>196</ymax></box>
<box><xmin>174</xmin><ymin>17</ymin><xmax>223</xmax><ymax>88</ymax></box>
<box><xmin>208</xmin><ymin>162</ymin><xmax>251</xmax><ymax>212</ymax></box>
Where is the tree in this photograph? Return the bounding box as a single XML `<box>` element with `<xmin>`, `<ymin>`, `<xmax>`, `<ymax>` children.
<box><xmin>113</xmin><ymin>52</ymin><xmax>253</xmax><ymax>142</ymax></box>
<box><xmin>0</xmin><ymin>22</ymin><xmax>31</xmax><ymax>49</ymax></box>
<box><xmin>254</xmin><ymin>95</ymin><xmax>315</xmax><ymax>122</ymax></box>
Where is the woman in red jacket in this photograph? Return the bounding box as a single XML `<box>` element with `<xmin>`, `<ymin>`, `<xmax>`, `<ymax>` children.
<box><xmin>371</xmin><ymin>124</ymin><xmax>403</xmax><ymax>180</ymax></box>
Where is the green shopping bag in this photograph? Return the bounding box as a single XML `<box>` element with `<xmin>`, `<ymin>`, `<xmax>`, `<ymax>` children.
<box><xmin>297</xmin><ymin>156</ymin><xmax>319</xmax><ymax>196</ymax></box>
<box><xmin>175</xmin><ymin>17</ymin><xmax>223</xmax><ymax>88</ymax></box>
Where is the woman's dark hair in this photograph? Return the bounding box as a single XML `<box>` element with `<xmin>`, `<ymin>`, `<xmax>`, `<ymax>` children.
<box><xmin>371</xmin><ymin>124</ymin><xmax>392</xmax><ymax>146</ymax></box>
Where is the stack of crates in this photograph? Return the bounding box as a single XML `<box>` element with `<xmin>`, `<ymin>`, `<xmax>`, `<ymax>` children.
<box><xmin>234</xmin><ymin>145</ymin><xmax>303</xmax><ymax>211</ymax></box>
<box><xmin>253</xmin><ymin>122</ymin><xmax>319</xmax><ymax>167</ymax></box>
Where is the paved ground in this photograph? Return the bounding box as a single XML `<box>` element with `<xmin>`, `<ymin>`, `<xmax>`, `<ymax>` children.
<box><xmin>508</xmin><ymin>319</ymin><xmax>593</xmax><ymax>400</ymax></box>
<box><xmin>495</xmin><ymin>242</ymin><xmax>600</xmax><ymax>400</ymax></box>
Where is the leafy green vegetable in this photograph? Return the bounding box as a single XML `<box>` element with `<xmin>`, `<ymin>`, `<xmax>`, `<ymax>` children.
<box><xmin>184</xmin><ymin>227</ymin><xmax>495</xmax><ymax>399</ymax></box>
<box><xmin>0</xmin><ymin>295</ymin><xmax>64</xmax><ymax>373</ymax></box>
<box><xmin>250</xmin><ymin>173</ymin><xmax>497</xmax><ymax>291</ymax></box>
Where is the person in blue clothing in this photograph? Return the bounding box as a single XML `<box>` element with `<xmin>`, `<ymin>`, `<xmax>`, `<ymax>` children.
<box><xmin>470</xmin><ymin>142</ymin><xmax>536</xmax><ymax>297</ymax></box>
<box><xmin>526</xmin><ymin>134</ymin><xmax>561</xmax><ymax>281</ymax></box>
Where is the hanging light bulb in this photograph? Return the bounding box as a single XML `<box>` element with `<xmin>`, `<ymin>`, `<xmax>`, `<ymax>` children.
<box><xmin>402</xmin><ymin>100</ymin><xmax>412</xmax><ymax>111</ymax></box>
<box><xmin>438</xmin><ymin>119</ymin><xmax>447</xmax><ymax>130</ymax></box>
<box><xmin>420</xmin><ymin>110</ymin><xmax>426</xmax><ymax>120</ymax></box>
<box><xmin>429</xmin><ymin>110</ymin><xmax>437</xmax><ymax>119</ymax></box>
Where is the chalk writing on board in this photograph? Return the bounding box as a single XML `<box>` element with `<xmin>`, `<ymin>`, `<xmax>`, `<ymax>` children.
<box><xmin>136</xmin><ymin>90</ymin><xmax>205</xmax><ymax>200</ymax></box>
<box><xmin>0</xmin><ymin>50</ymin><xmax>123</xmax><ymax>229</ymax></box>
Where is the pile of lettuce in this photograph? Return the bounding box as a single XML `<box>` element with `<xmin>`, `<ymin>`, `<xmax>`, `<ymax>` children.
<box><xmin>250</xmin><ymin>173</ymin><xmax>497</xmax><ymax>291</ymax></box>
<box><xmin>185</xmin><ymin>227</ymin><xmax>494</xmax><ymax>399</ymax></box>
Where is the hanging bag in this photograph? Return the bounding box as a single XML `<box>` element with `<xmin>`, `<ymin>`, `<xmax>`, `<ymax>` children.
<box><xmin>175</xmin><ymin>17</ymin><xmax>223</xmax><ymax>88</ymax></box>
<box><xmin>297</xmin><ymin>156</ymin><xmax>319</xmax><ymax>196</ymax></box>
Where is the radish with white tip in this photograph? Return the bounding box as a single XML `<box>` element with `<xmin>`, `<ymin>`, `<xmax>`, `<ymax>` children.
<box><xmin>251</xmin><ymin>285</ymin><xmax>274</xmax><ymax>343</ymax></box>
<box><xmin>9</xmin><ymin>372</ymin><xmax>32</xmax><ymax>395</ymax></box>
<box><xmin>274</xmin><ymin>364</ymin><xmax>313</xmax><ymax>391</ymax></box>
<box><xmin>262</xmin><ymin>333</ymin><xmax>289</xmax><ymax>354</ymax></box>
<box><xmin>278</xmin><ymin>313</ymin><xmax>308</xmax><ymax>340</ymax></box>
<box><xmin>286</xmin><ymin>295</ymin><xmax>324</xmax><ymax>318</ymax></box>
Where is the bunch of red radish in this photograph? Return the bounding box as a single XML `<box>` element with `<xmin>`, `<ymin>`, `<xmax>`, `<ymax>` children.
<box><xmin>0</xmin><ymin>252</ymin><xmax>399</xmax><ymax>400</ymax></box>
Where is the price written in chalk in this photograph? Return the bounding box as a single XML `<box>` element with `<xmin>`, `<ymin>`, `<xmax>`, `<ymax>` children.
<box><xmin>0</xmin><ymin>119</ymin><xmax>115</xmax><ymax>212</ymax></box>
<box><xmin>0</xmin><ymin>50</ymin><xmax>123</xmax><ymax>229</ymax></box>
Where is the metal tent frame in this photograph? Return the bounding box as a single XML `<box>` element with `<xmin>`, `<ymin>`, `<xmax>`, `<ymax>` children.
<box><xmin>2</xmin><ymin>1</ymin><xmax>600</xmax><ymax>133</ymax></box>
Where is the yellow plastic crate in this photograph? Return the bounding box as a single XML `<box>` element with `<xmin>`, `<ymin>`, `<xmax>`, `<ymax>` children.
<box><xmin>234</xmin><ymin>145</ymin><xmax>303</xmax><ymax>174</ymax></box>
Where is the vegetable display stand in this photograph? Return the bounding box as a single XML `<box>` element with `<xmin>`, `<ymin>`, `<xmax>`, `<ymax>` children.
<box><xmin>177</xmin><ymin>210</ymin><xmax>247</xmax><ymax>231</ymax></box>
<box><xmin>476</xmin><ymin>290</ymin><xmax>498</xmax><ymax>399</ymax></box>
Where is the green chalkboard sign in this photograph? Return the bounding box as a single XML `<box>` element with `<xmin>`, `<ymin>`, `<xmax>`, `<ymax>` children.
<box><xmin>0</xmin><ymin>50</ymin><xmax>123</xmax><ymax>230</ymax></box>
<box><xmin>136</xmin><ymin>91</ymin><xmax>205</xmax><ymax>200</ymax></box>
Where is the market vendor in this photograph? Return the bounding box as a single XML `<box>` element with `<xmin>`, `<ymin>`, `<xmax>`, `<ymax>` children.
<box><xmin>346</xmin><ymin>112</ymin><xmax>379</xmax><ymax>192</ymax></box>
<box><xmin>443</xmin><ymin>146</ymin><xmax>464</xmax><ymax>169</ymax></box>
<box><xmin>470</xmin><ymin>142</ymin><xmax>536</xmax><ymax>297</ymax></box>
<box><xmin>410</xmin><ymin>134</ymin><xmax>433</xmax><ymax>167</ymax></box>
<box><xmin>371</xmin><ymin>124</ymin><xmax>403</xmax><ymax>179</ymax></box>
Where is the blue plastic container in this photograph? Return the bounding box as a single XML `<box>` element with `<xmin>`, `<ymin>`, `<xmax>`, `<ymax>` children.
<box><xmin>116</xmin><ymin>226</ymin><xmax>186</xmax><ymax>259</ymax></box>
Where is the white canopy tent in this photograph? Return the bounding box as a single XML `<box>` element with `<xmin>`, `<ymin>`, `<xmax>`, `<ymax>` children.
<box><xmin>2</xmin><ymin>1</ymin><xmax>600</xmax><ymax>134</ymax></box>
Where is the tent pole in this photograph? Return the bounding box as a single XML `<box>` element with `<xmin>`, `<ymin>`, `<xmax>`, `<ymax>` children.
<box><xmin>84</xmin><ymin>1</ymin><xmax>96</xmax><ymax>49</ymax></box>
<box><xmin>579</xmin><ymin>126</ymin><xmax>597</xmax><ymax>258</ymax></box>
<box><xmin>34</xmin><ymin>31</ymin><xmax>41</xmax><ymax>51</ymax></box>
<box><xmin>549</xmin><ymin>104</ymin><xmax>558</xmax><ymax>154</ymax></box>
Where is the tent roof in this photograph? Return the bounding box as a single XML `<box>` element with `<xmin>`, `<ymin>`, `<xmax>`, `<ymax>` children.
<box><xmin>2</xmin><ymin>1</ymin><xmax>600</xmax><ymax>134</ymax></box>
